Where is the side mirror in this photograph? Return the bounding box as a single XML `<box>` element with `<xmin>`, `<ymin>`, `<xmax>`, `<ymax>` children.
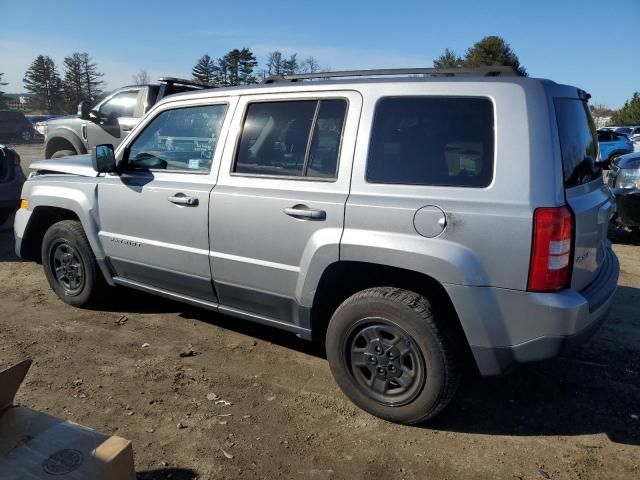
<box><xmin>77</xmin><ymin>101</ymin><xmax>91</xmax><ymax>120</ymax></box>
<box><xmin>92</xmin><ymin>144</ymin><xmax>117</xmax><ymax>173</ymax></box>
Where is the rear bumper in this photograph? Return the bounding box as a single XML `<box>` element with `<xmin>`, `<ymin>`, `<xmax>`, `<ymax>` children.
<box><xmin>0</xmin><ymin>166</ymin><xmax>26</xmax><ymax>210</ymax></box>
<box><xmin>445</xmin><ymin>247</ymin><xmax>620</xmax><ymax>376</ymax></box>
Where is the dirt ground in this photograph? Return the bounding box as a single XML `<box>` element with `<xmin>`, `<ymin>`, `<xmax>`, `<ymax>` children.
<box><xmin>1</xmin><ymin>143</ymin><xmax>639</xmax><ymax>480</ymax></box>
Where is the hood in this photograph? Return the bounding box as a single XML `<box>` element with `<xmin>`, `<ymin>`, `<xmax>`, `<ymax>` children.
<box><xmin>46</xmin><ymin>115</ymin><xmax>80</xmax><ymax>124</ymax></box>
<box><xmin>30</xmin><ymin>154</ymin><xmax>98</xmax><ymax>177</ymax></box>
<box><xmin>616</xmin><ymin>152</ymin><xmax>640</xmax><ymax>170</ymax></box>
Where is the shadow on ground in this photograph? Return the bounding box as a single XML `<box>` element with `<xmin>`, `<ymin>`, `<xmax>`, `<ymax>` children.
<box><xmin>137</xmin><ymin>468</ymin><xmax>198</xmax><ymax>480</ymax></box>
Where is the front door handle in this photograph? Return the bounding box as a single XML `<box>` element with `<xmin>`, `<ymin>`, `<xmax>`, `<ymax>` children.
<box><xmin>283</xmin><ymin>205</ymin><xmax>326</xmax><ymax>220</ymax></box>
<box><xmin>168</xmin><ymin>194</ymin><xmax>199</xmax><ymax>206</ymax></box>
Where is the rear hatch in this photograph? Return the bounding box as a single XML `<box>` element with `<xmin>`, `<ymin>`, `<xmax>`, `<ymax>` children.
<box><xmin>554</xmin><ymin>96</ymin><xmax>614</xmax><ymax>291</ymax></box>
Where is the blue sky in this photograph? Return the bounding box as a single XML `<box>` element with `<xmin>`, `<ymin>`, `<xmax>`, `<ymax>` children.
<box><xmin>1</xmin><ymin>0</ymin><xmax>638</xmax><ymax>108</ymax></box>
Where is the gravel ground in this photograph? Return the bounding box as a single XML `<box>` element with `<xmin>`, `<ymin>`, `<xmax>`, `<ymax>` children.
<box><xmin>0</xmin><ymin>142</ymin><xmax>638</xmax><ymax>480</ymax></box>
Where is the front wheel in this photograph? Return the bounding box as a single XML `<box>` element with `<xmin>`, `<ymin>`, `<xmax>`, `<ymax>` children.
<box><xmin>20</xmin><ymin>129</ymin><xmax>33</xmax><ymax>142</ymax></box>
<box><xmin>41</xmin><ymin>220</ymin><xmax>108</xmax><ymax>307</ymax></box>
<box><xmin>326</xmin><ymin>287</ymin><xmax>461</xmax><ymax>424</ymax></box>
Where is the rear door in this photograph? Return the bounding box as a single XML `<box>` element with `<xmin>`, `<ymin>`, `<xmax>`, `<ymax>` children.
<box><xmin>209</xmin><ymin>91</ymin><xmax>361</xmax><ymax>324</ymax></box>
<box><xmin>554</xmin><ymin>97</ymin><xmax>614</xmax><ymax>291</ymax></box>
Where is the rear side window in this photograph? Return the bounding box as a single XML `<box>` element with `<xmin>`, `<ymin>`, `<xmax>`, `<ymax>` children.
<box><xmin>554</xmin><ymin>98</ymin><xmax>600</xmax><ymax>187</ymax></box>
<box><xmin>366</xmin><ymin>97</ymin><xmax>494</xmax><ymax>187</ymax></box>
<box><xmin>234</xmin><ymin>99</ymin><xmax>347</xmax><ymax>179</ymax></box>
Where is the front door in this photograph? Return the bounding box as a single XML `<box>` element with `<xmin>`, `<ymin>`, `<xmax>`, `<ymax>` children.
<box><xmin>210</xmin><ymin>91</ymin><xmax>362</xmax><ymax>324</ymax></box>
<box><xmin>97</xmin><ymin>99</ymin><xmax>233</xmax><ymax>302</ymax></box>
<box><xmin>86</xmin><ymin>88</ymin><xmax>142</xmax><ymax>149</ymax></box>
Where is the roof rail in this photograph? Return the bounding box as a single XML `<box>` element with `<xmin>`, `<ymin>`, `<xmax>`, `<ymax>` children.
<box><xmin>158</xmin><ymin>77</ymin><xmax>210</xmax><ymax>89</ymax></box>
<box><xmin>263</xmin><ymin>66</ymin><xmax>520</xmax><ymax>84</ymax></box>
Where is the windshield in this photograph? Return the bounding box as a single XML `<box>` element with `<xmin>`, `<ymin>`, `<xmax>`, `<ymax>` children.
<box><xmin>554</xmin><ymin>98</ymin><xmax>601</xmax><ymax>187</ymax></box>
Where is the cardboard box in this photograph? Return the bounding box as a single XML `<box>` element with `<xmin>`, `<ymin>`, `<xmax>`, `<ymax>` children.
<box><xmin>0</xmin><ymin>360</ymin><xmax>135</xmax><ymax>480</ymax></box>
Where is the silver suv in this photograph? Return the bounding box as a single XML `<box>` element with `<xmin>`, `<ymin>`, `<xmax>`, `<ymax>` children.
<box><xmin>14</xmin><ymin>67</ymin><xmax>620</xmax><ymax>423</ymax></box>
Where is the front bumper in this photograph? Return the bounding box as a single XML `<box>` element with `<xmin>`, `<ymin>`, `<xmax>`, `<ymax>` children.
<box><xmin>445</xmin><ymin>247</ymin><xmax>620</xmax><ymax>376</ymax></box>
<box><xmin>611</xmin><ymin>188</ymin><xmax>640</xmax><ymax>228</ymax></box>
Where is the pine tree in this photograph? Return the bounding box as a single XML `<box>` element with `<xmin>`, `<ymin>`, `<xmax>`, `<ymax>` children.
<box><xmin>611</xmin><ymin>93</ymin><xmax>640</xmax><ymax>125</ymax></box>
<box><xmin>192</xmin><ymin>54</ymin><xmax>217</xmax><ymax>86</ymax></box>
<box><xmin>216</xmin><ymin>48</ymin><xmax>258</xmax><ymax>87</ymax></box>
<box><xmin>282</xmin><ymin>54</ymin><xmax>298</xmax><ymax>75</ymax></box>
<box><xmin>0</xmin><ymin>72</ymin><xmax>7</xmax><ymax>108</ymax></box>
<box><xmin>62</xmin><ymin>53</ymin><xmax>86</xmax><ymax>112</ymax></box>
<box><xmin>463</xmin><ymin>36</ymin><xmax>527</xmax><ymax>76</ymax></box>
<box><xmin>23</xmin><ymin>55</ymin><xmax>63</xmax><ymax>113</ymax></box>
<box><xmin>79</xmin><ymin>53</ymin><xmax>104</xmax><ymax>103</ymax></box>
<box><xmin>433</xmin><ymin>48</ymin><xmax>463</xmax><ymax>68</ymax></box>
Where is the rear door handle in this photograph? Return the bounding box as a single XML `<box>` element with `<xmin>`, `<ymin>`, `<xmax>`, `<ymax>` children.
<box><xmin>283</xmin><ymin>205</ymin><xmax>326</xmax><ymax>220</ymax></box>
<box><xmin>168</xmin><ymin>194</ymin><xmax>199</xmax><ymax>206</ymax></box>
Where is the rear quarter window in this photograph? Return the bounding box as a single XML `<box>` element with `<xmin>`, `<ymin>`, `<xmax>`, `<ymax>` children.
<box><xmin>366</xmin><ymin>97</ymin><xmax>494</xmax><ymax>187</ymax></box>
<box><xmin>554</xmin><ymin>98</ymin><xmax>600</xmax><ymax>187</ymax></box>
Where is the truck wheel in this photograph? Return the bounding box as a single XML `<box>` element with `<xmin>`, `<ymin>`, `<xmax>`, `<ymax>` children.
<box><xmin>51</xmin><ymin>149</ymin><xmax>76</xmax><ymax>159</ymax></box>
<box><xmin>326</xmin><ymin>287</ymin><xmax>461</xmax><ymax>424</ymax></box>
<box><xmin>41</xmin><ymin>220</ymin><xmax>107</xmax><ymax>307</ymax></box>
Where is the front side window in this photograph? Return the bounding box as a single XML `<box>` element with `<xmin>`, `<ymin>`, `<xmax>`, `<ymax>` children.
<box><xmin>234</xmin><ymin>99</ymin><xmax>347</xmax><ymax>178</ymax></box>
<box><xmin>126</xmin><ymin>104</ymin><xmax>227</xmax><ymax>172</ymax></box>
<box><xmin>100</xmin><ymin>91</ymin><xmax>139</xmax><ymax>120</ymax></box>
<box><xmin>366</xmin><ymin>97</ymin><xmax>495</xmax><ymax>187</ymax></box>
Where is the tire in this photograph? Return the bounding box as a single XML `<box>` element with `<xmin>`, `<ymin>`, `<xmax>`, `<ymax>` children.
<box><xmin>41</xmin><ymin>220</ymin><xmax>107</xmax><ymax>307</ymax></box>
<box><xmin>0</xmin><ymin>209</ymin><xmax>10</xmax><ymax>230</ymax></box>
<box><xmin>50</xmin><ymin>149</ymin><xmax>76</xmax><ymax>159</ymax></box>
<box><xmin>20</xmin><ymin>129</ymin><xmax>33</xmax><ymax>142</ymax></box>
<box><xmin>326</xmin><ymin>287</ymin><xmax>461</xmax><ymax>424</ymax></box>
<box><xmin>631</xmin><ymin>227</ymin><xmax>640</xmax><ymax>245</ymax></box>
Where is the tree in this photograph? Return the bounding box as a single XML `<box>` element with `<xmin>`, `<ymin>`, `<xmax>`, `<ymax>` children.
<box><xmin>611</xmin><ymin>92</ymin><xmax>640</xmax><ymax>125</ymax></box>
<box><xmin>62</xmin><ymin>53</ymin><xmax>87</xmax><ymax>111</ymax></box>
<box><xmin>191</xmin><ymin>55</ymin><xmax>216</xmax><ymax>86</ymax></box>
<box><xmin>463</xmin><ymin>36</ymin><xmax>527</xmax><ymax>76</ymax></box>
<box><xmin>216</xmin><ymin>48</ymin><xmax>258</xmax><ymax>87</ymax></box>
<box><xmin>282</xmin><ymin>54</ymin><xmax>298</xmax><ymax>75</ymax></box>
<box><xmin>0</xmin><ymin>72</ymin><xmax>7</xmax><ymax>108</ymax></box>
<box><xmin>79</xmin><ymin>53</ymin><xmax>104</xmax><ymax>102</ymax></box>
<box><xmin>300</xmin><ymin>57</ymin><xmax>322</xmax><ymax>74</ymax></box>
<box><xmin>133</xmin><ymin>69</ymin><xmax>151</xmax><ymax>85</ymax></box>
<box><xmin>23</xmin><ymin>55</ymin><xmax>63</xmax><ymax>113</ymax></box>
<box><xmin>433</xmin><ymin>48</ymin><xmax>463</xmax><ymax>68</ymax></box>
<box><xmin>265</xmin><ymin>51</ymin><xmax>284</xmax><ymax>76</ymax></box>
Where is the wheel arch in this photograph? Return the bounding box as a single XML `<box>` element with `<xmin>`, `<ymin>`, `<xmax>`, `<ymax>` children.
<box><xmin>45</xmin><ymin>131</ymin><xmax>86</xmax><ymax>158</ymax></box>
<box><xmin>310</xmin><ymin>261</ymin><xmax>475</xmax><ymax>367</ymax></box>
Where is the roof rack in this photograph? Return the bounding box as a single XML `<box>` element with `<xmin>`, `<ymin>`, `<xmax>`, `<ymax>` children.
<box><xmin>158</xmin><ymin>77</ymin><xmax>210</xmax><ymax>89</ymax></box>
<box><xmin>263</xmin><ymin>66</ymin><xmax>520</xmax><ymax>84</ymax></box>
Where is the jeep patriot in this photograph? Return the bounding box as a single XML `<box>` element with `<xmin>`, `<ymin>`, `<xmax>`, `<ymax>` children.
<box><xmin>15</xmin><ymin>67</ymin><xmax>620</xmax><ymax>423</ymax></box>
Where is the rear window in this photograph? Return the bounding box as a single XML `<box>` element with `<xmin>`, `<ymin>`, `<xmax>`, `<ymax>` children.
<box><xmin>554</xmin><ymin>98</ymin><xmax>600</xmax><ymax>187</ymax></box>
<box><xmin>366</xmin><ymin>97</ymin><xmax>494</xmax><ymax>187</ymax></box>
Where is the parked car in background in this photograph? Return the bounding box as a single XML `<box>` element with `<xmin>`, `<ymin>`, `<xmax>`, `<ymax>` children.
<box><xmin>44</xmin><ymin>77</ymin><xmax>207</xmax><ymax>159</ymax></box>
<box><xmin>0</xmin><ymin>145</ymin><xmax>26</xmax><ymax>227</ymax></box>
<box><xmin>598</xmin><ymin>129</ymin><xmax>633</xmax><ymax>167</ymax></box>
<box><xmin>0</xmin><ymin>110</ymin><xmax>36</xmax><ymax>142</ymax></box>
<box><xmin>607</xmin><ymin>152</ymin><xmax>640</xmax><ymax>243</ymax></box>
<box><xmin>16</xmin><ymin>67</ymin><xmax>619</xmax><ymax>424</ymax></box>
<box><xmin>629</xmin><ymin>128</ymin><xmax>640</xmax><ymax>152</ymax></box>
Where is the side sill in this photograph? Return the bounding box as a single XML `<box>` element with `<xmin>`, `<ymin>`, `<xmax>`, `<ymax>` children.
<box><xmin>111</xmin><ymin>277</ymin><xmax>312</xmax><ymax>340</ymax></box>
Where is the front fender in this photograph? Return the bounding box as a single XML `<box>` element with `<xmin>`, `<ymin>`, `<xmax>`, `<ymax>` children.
<box><xmin>19</xmin><ymin>178</ymin><xmax>103</xmax><ymax>260</ymax></box>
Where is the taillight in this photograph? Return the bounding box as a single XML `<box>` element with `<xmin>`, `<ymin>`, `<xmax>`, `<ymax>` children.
<box><xmin>528</xmin><ymin>206</ymin><xmax>574</xmax><ymax>292</ymax></box>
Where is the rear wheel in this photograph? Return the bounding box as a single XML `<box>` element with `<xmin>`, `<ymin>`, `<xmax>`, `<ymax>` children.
<box><xmin>50</xmin><ymin>149</ymin><xmax>76</xmax><ymax>159</ymax></box>
<box><xmin>326</xmin><ymin>287</ymin><xmax>461</xmax><ymax>424</ymax></box>
<box><xmin>41</xmin><ymin>220</ymin><xmax>108</xmax><ymax>307</ymax></box>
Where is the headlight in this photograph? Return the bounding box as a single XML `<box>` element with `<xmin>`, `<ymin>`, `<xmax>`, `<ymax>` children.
<box><xmin>615</xmin><ymin>168</ymin><xmax>640</xmax><ymax>189</ymax></box>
